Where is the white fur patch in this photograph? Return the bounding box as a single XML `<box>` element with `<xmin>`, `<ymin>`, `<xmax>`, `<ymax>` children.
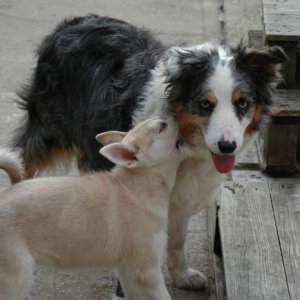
<box><xmin>132</xmin><ymin>62</ymin><xmax>168</xmax><ymax>126</ymax></box>
<box><xmin>203</xmin><ymin>48</ymin><xmax>252</xmax><ymax>154</ymax></box>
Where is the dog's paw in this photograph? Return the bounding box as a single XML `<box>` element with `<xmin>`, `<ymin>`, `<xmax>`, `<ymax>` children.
<box><xmin>171</xmin><ymin>268</ymin><xmax>207</xmax><ymax>290</ymax></box>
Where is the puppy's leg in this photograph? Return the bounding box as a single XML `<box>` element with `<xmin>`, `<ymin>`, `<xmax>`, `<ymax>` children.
<box><xmin>167</xmin><ymin>198</ymin><xmax>206</xmax><ymax>290</ymax></box>
<box><xmin>117</xmin><ymin>266</ymin><xmax>171</xmax><ymax>300</ymax></box>
<box><xmin>0</xmin><ymin>237</ymin><xmax>34</xmax><ymax>299</ymax></box>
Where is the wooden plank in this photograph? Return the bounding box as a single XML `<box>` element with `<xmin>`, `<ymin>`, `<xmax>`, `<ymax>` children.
<box><xmin>263</xmin><ymin>8</ymin><xmax>300</xmax><ymax>15</ymax></box>
<box><xmin>298</xmin><ymin>124</ymin><xmax>300</xmax><ymax>164</ymax></box>
<box><xmin>207</xmin><ymin>198</ymin><xmax>226</xmax><ymax>300</ymax></box>
<box><xmin>264</xmin><ymin>13</ymin><xmax>300</xmax><ymax>22</ymax></box>
<box><xmin>262</xmin><ymin>0</ymin><xmax>300</xmax><ymax>41</ymax></box>
<box><xmin>219</xmin><ymin>182</ymin><xmax>290</xmax><ymax>300</ymax></box>
<box><xmin>265</xmin><ymin>22</ymin><xmax>300</xmax><ymax>30</ymax></box>
<box><xmin>258</xmin><ymin>123</ymin><xmax>298</xmax><ymax>173</ymax></box>
<box><xmin>270</xmin><ymin>183</ymin><xmax>300</xmax><ymax>300</ymax></box>
<box><xmin>263</xmin><ymin>4</ymin><xmax>300</xmax><ymax>10</ymax></box>
<box><xmin>263</xmin><ymin>0</ymin><xmax>300</xmax><ymax>9</ymax></box>
<box><xmin>271</xmin><ymin>89</ymin><xmax>300</xmax><ymax>117</ymax></box>
<box><xmin>297</xmin><ymin>50</ymin><xmax>300</xmax><ymax>87</ymax></box>
<box><xmin>207</xmin><ymin>199</ymin><xmax>217</xmax><ymax>250</ymax></box>
<box><xmin>265</xmin><ymin>30</ymin><xmax>300</xmax><ymax>42</ymax></box>
<box><xmin>258</xmin><ymin>89</ymin><xmax>300</xmax><ymax>174</ymax></box>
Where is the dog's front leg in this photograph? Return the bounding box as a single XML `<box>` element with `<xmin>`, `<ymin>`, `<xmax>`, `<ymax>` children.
<box><xmin>167</xmin><ymin>196</ymin><xmax>207</xmax><ymax>290</ymax></box>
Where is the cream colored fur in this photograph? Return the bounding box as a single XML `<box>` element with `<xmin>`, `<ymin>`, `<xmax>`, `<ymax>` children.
<box><xmin>0</xmin><ymin>148</ymin><xmax>24</xmax><ymax>183</ymax></box>
<box><xmin>0</xmin><ymin>118</ymin><xmax>184</xmax><ymax>300</ymax></box>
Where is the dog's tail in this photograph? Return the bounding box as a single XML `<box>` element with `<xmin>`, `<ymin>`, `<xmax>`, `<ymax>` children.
<box><xmin>0</xmin><ymin>149</ymin><xmax>24</xmax><ymax>184</ymax></box>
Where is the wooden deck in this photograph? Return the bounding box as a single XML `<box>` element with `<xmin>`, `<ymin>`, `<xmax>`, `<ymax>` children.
<box><xmin>257</xmin><ymin>89</ymin><xmax>300</xmax><ymax>174</ymax></box>
<box><xmin>209</xmin><ymin>141</ymin><xmax>300</xmax><ymax>300</ymax></box>
<box><xmin>216</xmin><ymin>1</ymin><xmax>300</xmax><ymax>296</ymax></box>
<box><xmin>219</xmin><ymin>181</ymin><xmax>300</xmax><ymax>300</ymax></box>
<box><xmin>262</xmin><ymin>0</ymin><xmax>300</xmax><ymax>42</ymax></box>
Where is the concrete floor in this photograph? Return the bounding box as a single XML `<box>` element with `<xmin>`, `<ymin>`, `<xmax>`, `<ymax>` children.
<box><xmin>0</xmin><ymin>1</ymin><xmax>222</xmax><ymax>299</ymax></box>
<box><xmin>0</xmin><ymin>0</ymin><xmax>221</xmax><ymax>93</ymax></box>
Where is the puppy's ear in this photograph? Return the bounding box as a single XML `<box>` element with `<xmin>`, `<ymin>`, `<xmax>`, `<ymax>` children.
<box><xmin>234</xmin><ymin>45</ymin><xmax>287</xmax><ymax>83</ymax></box>
<box><xmin>100</xmin><ymin>142</ymin><xmax>139</xmax><ymax>168</ymax></box>
<box><xmin>96</xmin><ymin>131</ymin><xmax>127</xmax><ymax>145</ymax></box>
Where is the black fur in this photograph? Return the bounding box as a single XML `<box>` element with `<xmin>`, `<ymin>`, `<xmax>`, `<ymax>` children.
<box><xmin>13</xmin><ymin>15</ymin><xmax>165</xmax><ymax>171</ymax></box>
<box><xmin>233</xmin><ymin>44</ymin><xmax>287</xmax><ymax>106</ymax></box>
<box><xmin>164</xmin><ymin>48</ymin><xmax>220</xmax><ymax>115</ymax></box>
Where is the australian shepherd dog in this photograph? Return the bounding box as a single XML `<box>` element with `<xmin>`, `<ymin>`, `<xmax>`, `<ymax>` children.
<box><xmin>12</xmin><ymin>15</ymin><xmax>286</xmax><ymax>294</ymax></box>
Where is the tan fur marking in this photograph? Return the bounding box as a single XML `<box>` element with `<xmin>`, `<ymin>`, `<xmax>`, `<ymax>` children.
<box><xmin>245</xmin><ymin>104</ymin><xmax>265</xmax><ymax>135</ymax></box>
<box><xmin>25</xmin><ymin>147</ymin><xmax>73</xmax><ymax>178</ymax></box>
<box><xmin>232</xmin><ymin>90</ymin><xmax>242</xmax><ymax>103</ymax></box>
<box><xmin>206</xmin><ymin>92</ymin><xmax>218</xmax><ymax>104</ymax></box>
<box><xmin>173</xmin><ymin>104</ymin><xmax>203</xmax><ymax>146</ymax></box>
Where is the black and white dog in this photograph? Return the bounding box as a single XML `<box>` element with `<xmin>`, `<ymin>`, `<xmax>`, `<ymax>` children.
<box><xmin>12</xmin><ymin>15</ymin><xmax>286</xmax><ymax>294</ymax></box>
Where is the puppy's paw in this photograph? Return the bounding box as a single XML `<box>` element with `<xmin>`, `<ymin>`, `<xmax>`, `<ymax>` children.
<box><xmin>172</xmin><ymin>268</ymin><xmax>207</xmax><ymax>290</ymax></box>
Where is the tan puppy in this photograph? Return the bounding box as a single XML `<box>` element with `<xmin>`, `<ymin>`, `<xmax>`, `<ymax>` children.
<box><xmin>0</xmin><ymin>118</ymin><xmax>185</xmax><ymax>300</ymax></box>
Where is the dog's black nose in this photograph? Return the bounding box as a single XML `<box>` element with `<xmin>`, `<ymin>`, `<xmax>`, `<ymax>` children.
<box><xmin>218</xmin><ymin>140</ymin><xmax>237</xmax><ymax>154</ymax></box>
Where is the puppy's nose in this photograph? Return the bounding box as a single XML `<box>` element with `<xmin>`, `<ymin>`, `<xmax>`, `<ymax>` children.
<box><xmin>218</xmin><ymin>140</ymin><xmax>237</xmax><ymax>154</ymax></box>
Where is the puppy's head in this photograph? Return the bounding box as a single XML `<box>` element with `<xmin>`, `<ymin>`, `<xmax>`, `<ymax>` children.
<box><xmin>96</xmin><ymin>118</ymin><xmax>183</xmax><ymax>168</ymax></box>
<box><xmin>163</xmin><ymin>43</ymin><xmax>286</xmax><ymax>173</ymax></box>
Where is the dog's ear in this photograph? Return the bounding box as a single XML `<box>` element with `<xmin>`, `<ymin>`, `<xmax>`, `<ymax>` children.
<box><xmin>234</xmin><ymin>45</ymin><xmax>287</xmax><ymax>83</ymax></box>
<box><xmin>163</xmin><ymin>47</ymin><xmax>182</xmax><ymax>83</ymax></box>
<box><xmin>163</xmin><ymin>45</ymin><xmax>217</xmax><ymax>83</ymax></box>
<box><xmin>96</xmin><ymin>131</ymin><xmax>127</xmax><ymax>145</ymax></box>
<box><xmin>100</xmin><ymin>142</ymin><xmax>139</xmax><ymax>168</ymax></box>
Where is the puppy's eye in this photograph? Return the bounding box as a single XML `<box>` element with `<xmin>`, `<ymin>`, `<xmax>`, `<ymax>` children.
<box><xmin>199</xmin><ymin>100</ymin><xmax>211</xmax><ymax>109</ymax></box>
<box><xmin>159</xmin><ymin>122</ymin><xmax>167</xmax><ymax>133</ymax></box>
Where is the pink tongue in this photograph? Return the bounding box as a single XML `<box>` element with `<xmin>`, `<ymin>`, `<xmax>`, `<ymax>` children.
<box><xmin>212</xmin><ymin>154</ymin><xmax>235</xmax><ymax>174</ymax></box>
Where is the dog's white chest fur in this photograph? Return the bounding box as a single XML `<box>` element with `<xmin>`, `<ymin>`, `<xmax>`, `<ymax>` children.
<box><xmin>172</xmin><ymin>157</ymin><xmax>224</xmax><ymax>213</ymax></box>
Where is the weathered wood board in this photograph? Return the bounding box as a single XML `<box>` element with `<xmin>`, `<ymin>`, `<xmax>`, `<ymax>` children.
<box><xmin>272</xmin><ymin>89</ymin><xmax>300</xmax><ymax>117</ymax></box>
<box><xmin>257</xmin><ymin>89</ymin><xmax>300</xmax><ymax>173</ymax></box>
<box><xmin>270</xmin><ymin>183</ymin><xmax>300</xmax><ymax>300</ymax></box>
<box><xmin>262</xmin><ymin>0</ymin><xmax>300</xmax><ymax>41</ymax></box>
<box><xmin>257</xmin><ymin>123</ymin><xmax>298</xmax><ymax>173</ymax></box>
<box><xmin>298</xmin><ymin>124</ymin><xmax>300</xmax><ymax>163</ymax></box>
<box><xmin>219</xmin><ymin>182</ymin><xmax>290</xmax><ymax>300</ymax></box>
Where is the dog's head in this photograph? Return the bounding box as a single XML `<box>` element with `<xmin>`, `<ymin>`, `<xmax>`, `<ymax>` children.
<box><xmin>163</xmin><ymin>43</ymin><xmax>287</xmax><ymax>173</ymax></box>
<box><xmin>96</xmin><ymin>118</ymin><xmax>183</xmax><ymax>168</ymax></box>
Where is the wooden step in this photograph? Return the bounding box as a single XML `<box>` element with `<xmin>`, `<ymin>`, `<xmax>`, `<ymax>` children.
<box><xmin>271</xmin><ymin>89</ymin><xmax>300</xmax><ymax>118</ymax></box>
<box><xmin>257</xmin><ymin>89</ymin><xmax>300</xmax><ymax>174</ymax></box>
<box><xmin>218</xmin><ymin>181</ymin><xmax>300</xmax><ymax>300</ymax></box>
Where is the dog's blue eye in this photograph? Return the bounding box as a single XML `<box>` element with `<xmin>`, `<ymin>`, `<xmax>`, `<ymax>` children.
<box><xmin>199</xmin><ymin>100</ymin><xmax>211</xmax><ymax>109</ymax></box>
<box><xmin>238</xmin><ymin>99</ymin><xmax>249</xmax><ymax>110</ymax></box>
<box><xmin>193</xmin><ymin>99</ymin><xmax>215</xmax><ymax>117</ymax></box>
